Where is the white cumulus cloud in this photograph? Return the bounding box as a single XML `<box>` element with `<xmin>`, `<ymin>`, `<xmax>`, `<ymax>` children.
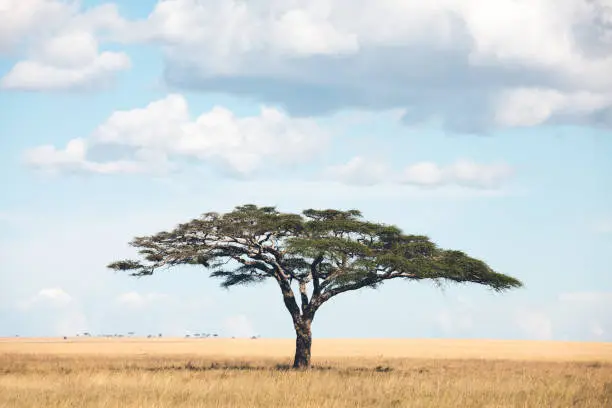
<box><xmin>2</xmin><ymin>48</ymin><xmax>130</xmax><ymax>91</ymax></box>
<box><xmin>23</xmin><ymin>138</ymin><xmax>158</xmax><ymax>175</ymax></box>
<box><xmin>111</xmin><ymin>0</ymin><xmax>612</xmax><ymax>131</ymax></box>
<box><xmin>0</xmin><ymin>0</ymin><xmax>73</xmax><ymax>53</ymax></box>
<box><xmin>0</xmin><ymin>0</ymin><xmax>130</xmax><ymax>90</ymax></box>
<box><xmin>5</xmin><ymin>0</ymin><xmax>612</xmax><ymax>127</ymax></box>
<box><xmin>325</xmin><ymin>156</ymin><xmax>513</xmax><ymax>189</ymax></box>
<box><xmin>18</xmin><ymin>287</ymin><xmax>73</xmax><ymax>309</ymax></box>
<box><xmin>24</xmin><ymin>94</ymin><xmax>328</xmax><ymax>176</ymax></box>
<box><xmin>12</xmin><ymin>288</ymin><xmax>89</xmax><ymax>336</ymax></box>
<box><xmin>495</xmin><ymin>88</ymin><xmax>612</xmax><ymax>127</ymax></box>
<box><xmin>402</xmin><ymin>160</ymin><xmax>514</xmax><ymax>188</ymax></box>
<box><xmin>36</xmin><ymin>288</ymin><xmax>73</xmax><ymax>305</ymax></box>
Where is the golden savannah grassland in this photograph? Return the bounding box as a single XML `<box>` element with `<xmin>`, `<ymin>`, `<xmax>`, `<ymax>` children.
<box><xmin>1</xmin><ymin>337</ymin><xmax>611</xmax><ymax>408</ymax></box>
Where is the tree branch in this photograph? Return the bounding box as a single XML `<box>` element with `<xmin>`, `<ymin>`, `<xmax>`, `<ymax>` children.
<box><xmin>275</xmin><ymin>274</ymin><xmax>302</xmax><ymax>323</ymax></box>
<box><xmin>317</xmin><ymin>271</ymin><xmax>419</xmax><ymax>306</ymax></box>
<box><xmin>310</xmin><ymin>254</ymin><xmax>324</xmax><ymax>298</ymax></box>
<box><xmin>318</xmin><ymin>276</ymin><xmax>378</xmax><ymax>305</ymax></box>
<box><xmin>230</xmin><ymin>255</ymin><xmax>274</xmax><ymax>275</ymax></box>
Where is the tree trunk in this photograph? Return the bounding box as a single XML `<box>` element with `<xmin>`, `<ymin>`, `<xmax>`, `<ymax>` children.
<box><xmin>292</xmin><ymin>319</ymin><xmax>312</xmax><ymax>369</ymax></box>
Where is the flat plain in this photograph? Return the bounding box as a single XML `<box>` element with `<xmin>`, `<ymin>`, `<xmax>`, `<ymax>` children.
<box><xmin>1</xmin><ymin>338</ymin><xmax>611</xmax><ymax>407</ymax></box>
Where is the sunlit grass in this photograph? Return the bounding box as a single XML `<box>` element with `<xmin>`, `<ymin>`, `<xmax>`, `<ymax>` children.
<box><xmin>1</xmin><ymin>338</ymin><xmax>611</xmax><ymax>407</ymax></box>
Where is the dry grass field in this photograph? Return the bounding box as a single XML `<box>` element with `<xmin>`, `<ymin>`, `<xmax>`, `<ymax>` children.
<box><xmin>1</xmin><ymin>338</ymin><xmax>611</xmax><ymax>407</ymax></box>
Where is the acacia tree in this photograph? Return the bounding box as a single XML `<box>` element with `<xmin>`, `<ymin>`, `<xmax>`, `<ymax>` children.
<box><xmin>108</xmin><ymin>205</ymin><xmax>522</xmax><ymax>368</ymax></box>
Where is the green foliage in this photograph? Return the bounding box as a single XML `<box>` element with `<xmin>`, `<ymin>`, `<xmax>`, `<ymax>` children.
<box><xmin>108</xmin><ymin>204</ymin><xmax>522</xmax><ymax>309</ymax></box>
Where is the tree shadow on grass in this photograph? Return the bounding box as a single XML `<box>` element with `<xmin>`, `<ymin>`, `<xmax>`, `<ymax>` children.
<box><xmin>134</xmin><ymin>361</ymin><xmax>394</xmax><ymax>373</ymax></box>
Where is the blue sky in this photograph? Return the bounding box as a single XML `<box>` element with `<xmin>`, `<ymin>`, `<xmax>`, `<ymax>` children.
<box><xmin>1</xmin><ymin>0</ymin><xmax>611</xmax><ymax>340</ymax></box>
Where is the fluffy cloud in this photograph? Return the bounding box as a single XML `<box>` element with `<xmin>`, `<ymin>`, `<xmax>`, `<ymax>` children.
<box><xmin>111</xmin><ymin>0</ymin><xmax>612</xmax><ymax>131</ymax></box>
<box><xmin>18</xmin><ymin>287</ymin><xmax>73</xmax><ymax>309</ymax></box>
<box><xmin>495</xmin><ymin>88</ymin><xmax>612</xmax><ymax>127</ymax></box>
<box><xmin>325</xmin><ymin>156</ymin><xmax>513</xmax><ymax>188</ymax></box>
<box><xmin>0</xmin><ymin>0</ymin><xmax>130</xmax><ymax>90</ymax></box>
<box><xmin>403</xmin><ymin>160</ymin><xmax>513</xmax><ymax>188</ymax></box>
<box><xmin>23</xmin><ymin>94</ymin><xmax>328</xmax><ymax>175</ymax></box>
<box><xmin>0</xmin><ymin>0</ymin><xmax>73</xmax><ymax>53</ymax></box>
<box><xmin>6</xmin><ymin>1</ymin><xmax>612</xmax><ymax>128</ymax></box>
<box><xmin>12</xmin><ymin>288</ymin><xmax>89</xmax><ymax>335</ymax></box>
<box><xmin>4</xmin><ymin>1</ymin><xmax>612</xmax><ymax>127</ymax></box>
<box><xmin>1</xmin><ymin>46</ymin><xmax>130</xmax><ymax>91</ymax></box>
<box><xmin>23</xmin><ymin>138</ymin><xmax>157</xmax><ymax>175</ymax></box>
